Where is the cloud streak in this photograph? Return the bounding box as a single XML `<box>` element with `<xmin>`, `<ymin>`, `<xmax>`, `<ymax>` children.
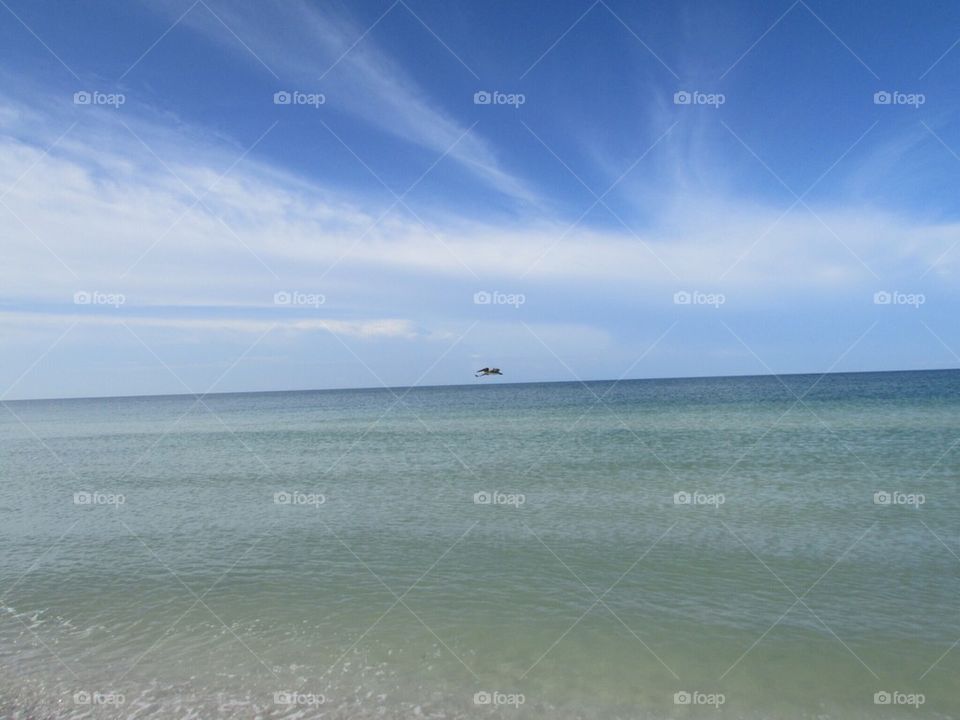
<box><xmin>1</xmin><ymin>100</ymin><xmax>955</xmax><ymax>306</ymax></box>
<box><xmin>142</xmin><ymin>0</ymin><xmax>537</xmax><ymax>204</ymax></box>
<box><xmin>0</xmin><ymin>311</ymin><xmax>416</xmax><ymax>338</ymax></box>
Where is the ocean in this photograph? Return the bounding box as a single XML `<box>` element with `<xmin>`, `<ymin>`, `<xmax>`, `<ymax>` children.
<box><xmin>1</xmin><ymin>369</ymin><xmax>958</xmax><ymax>718</ymax></box>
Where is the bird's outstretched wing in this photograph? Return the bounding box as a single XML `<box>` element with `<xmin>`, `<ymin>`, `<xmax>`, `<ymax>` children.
<box><xmin>475</xmin><ymin>367</ymin><xmax>503</xmax><ymax>377</ymax></box>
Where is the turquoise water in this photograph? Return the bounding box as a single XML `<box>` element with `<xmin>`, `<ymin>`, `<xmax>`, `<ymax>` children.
<box><xmin>1</xmin><ymin>370</ymin><xmax>958</xmax><ymax>718</ymax></box>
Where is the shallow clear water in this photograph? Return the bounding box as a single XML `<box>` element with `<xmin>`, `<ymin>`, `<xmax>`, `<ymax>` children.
<box><xmin>1</xmin><ymin>370</ymin><xmax>958</xmax><ymax>718</ymax></box>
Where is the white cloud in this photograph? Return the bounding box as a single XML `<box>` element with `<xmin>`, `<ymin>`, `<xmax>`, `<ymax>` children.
<box><xmin>0</xmin><ymin>311</ymin><xmax>416</xmax><ymax>339</ymax></box>
<box><xmin>139</xmin><ymin>0</ymin><xmax>536</xmax><ymax>203</ymax></box>
<box><xmin>0</xmin><ymin>90</ymin><xmax>956</xmax><ymax>324</ymax></box>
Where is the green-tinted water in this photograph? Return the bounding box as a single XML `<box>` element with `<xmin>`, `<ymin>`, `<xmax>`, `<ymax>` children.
<box><xmin>1</xmin><ymin>370</ymin><xmax>958</xmax><ymax>718</ymax></box>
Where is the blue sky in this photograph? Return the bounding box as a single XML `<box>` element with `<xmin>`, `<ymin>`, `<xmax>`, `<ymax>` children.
<box><xmin>1</xmin><ymin>0</ymin><xmax>959</xmax><ymax>399</ymax></box>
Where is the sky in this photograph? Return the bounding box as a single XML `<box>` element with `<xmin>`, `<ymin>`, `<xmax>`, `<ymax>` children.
<box><xmin>1</xmin><ymin>0</ymin><xmax>959</xmax><ymax>400</ymax></box>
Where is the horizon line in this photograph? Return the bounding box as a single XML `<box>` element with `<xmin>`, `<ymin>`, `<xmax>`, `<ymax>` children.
<box><xmin>3</xmin><ymin>365</ymin><xmax>957</xmax><ymax>404</ymax></box>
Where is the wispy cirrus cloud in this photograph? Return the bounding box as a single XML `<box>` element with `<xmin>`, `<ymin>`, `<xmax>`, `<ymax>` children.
<box><xmin>1</xmin><ymin>89</ymin><xmax>957</xmax><ymax>315</ymax></box>
<box><xmin>0</xmin><ymin>311</ymin><xmax>417</xmax><ymax>339</ymax></box>
<box><xmin>135</xmin><ymin>0</ymin><xmax>536</xmax><ymax>204</ymax></box>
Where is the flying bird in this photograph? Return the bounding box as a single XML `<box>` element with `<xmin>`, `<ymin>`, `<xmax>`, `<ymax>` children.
<box><xmin>475</xmin><ymin>367</ymin><xmax>503</xmax><ymax>377</ymax></box>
